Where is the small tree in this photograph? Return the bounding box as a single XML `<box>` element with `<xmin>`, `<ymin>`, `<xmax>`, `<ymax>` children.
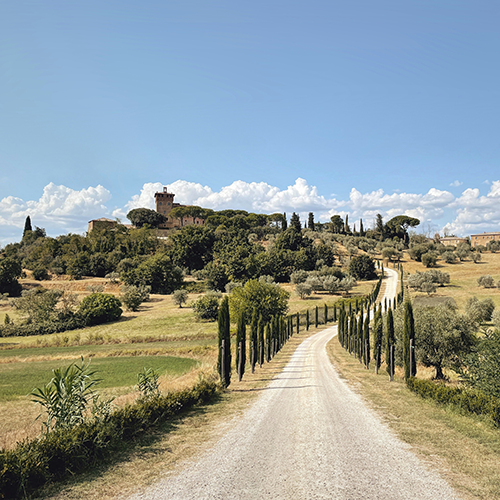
<box><xmin>421</xmin><ymin>252</ymin><xmax>438</xmax><ymax>268</ymax></box>
<box><xmin>296</xmin><ymin>282</ymin><xmax>312</xmax><ymax>299</ymax></box>
<box><xmin>193</xmin><ymin>292</ymin><xmax>220</xmax><ymax>321</ymax></box>
<box><xmin>472</xmin><ymin>252</ymin><xmax>482</xmax><ymax>263</ymax></box>
<box><xmin>477</xmin><ymin>275</ymin><xmax>495</xmax><ymax>288</ymax></box>
<box><xmin>420</xmin><ymin>282</ymin><xmax>437</xmax><ymax>295</ymax></box>
<box><xmin>126</xmin><ymin>208</ymin><xmax>167</xmax><ymax>228</ymax></box>
<box><xmin>173</xmin><ymin>289</ymin><xmax>188</xmax><ymax>308</ymax></box>
<box><xmin>348</xmin><ymin>254</ymin><xmax>376</xmax><ymax>280</ymax></box>
<box><xmin>120</xmin><ymin>285</ymin><xmax>150</xmax><ymax>311</ymax></box>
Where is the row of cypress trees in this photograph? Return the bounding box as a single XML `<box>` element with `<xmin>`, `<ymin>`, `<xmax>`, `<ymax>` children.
<box><xmin>337</xmin><ymin>266</ymin><xmax>416</xmax><ymax>381</ymax></box>
<box><xmin>217</xmin><ymin>299</ymin><xmax>350</xmax><ymax>387</ymax></box>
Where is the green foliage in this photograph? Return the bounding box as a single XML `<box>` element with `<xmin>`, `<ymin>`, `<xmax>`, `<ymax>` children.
<box><xmin>373</xmin><ymin>309</ymin><xmax>383</xmax><ymax>371</ymax></box>
<box><xmin>465</xmin><ymin>296</ymin><xmax>495</xmax><ymax>324</ymax></box>
<box><xmin>384</xmin><ymin>215</ymin><xmax>420</xmax><ymax>243</ymax></box>
<box><xmin>421</xmin><ymin>251</ymin><xmax>438</xmax><ymax>268</ymax></box>
<box><xmin>402</xmin><ymin>301</ymin><xmax>415</xmax><ymax>379</ymax></box>
<box><xmin>193</xmin><ymin>292</ymin><xmax>220</xmax><ymax>321</ymax></box>
<box><xmin>296</xmin><ymin>282</ymin><xmax>312</xmax><ymax>299</ymax></box>
<box><xmin>30</xmin><ymin>358</ymin><xmax>108</xmax><ymax>432</ymax></box>
<box><xmin>32</xmin><ymin>266</ymin><xmax>49</xmax><ymax>281</ymax></box>
<box><xmin>12</xmin><ymin>288</ymin><xmax>63</xmax><ymax>324</ymax></box>
<box><xmin>229</xmin><ymin>279</ymin><xmax>289</xmax><ymax>324</ymax></box>
<box><xmin>407</xmin><ymin>270</ymin><xmax>450</xmax><ymax>291</ymax></box>
<box><xmin>406</xmin><ymin>377</ymin><xmax>500</xmax><ymax>427</ymax></box>
<box><xmin>168</xmin><ymin>226</ymin><xmax>215</xmax><ymax>271</ymax></box>
<box><xmin>120</xmin><ymin>284</ymin><xmax>151</xmax><ymax>311</ymax></box>
<box><xmin>126</xmin><ymin>208</ymin><xmax>167</xmax><ymax>228</ymax></box>
<box><xmin>0</xmin><ymin>378</ymin><xmax>217</xmax><ymax>498</ymax></box>
<box><xmin>477</xmin><ymin>275</ymin><xmax>495</xmax><ymax>288</ymax></box>
<box><xmin>235</xmin><ymin>311</ymin><xmax>246</xmax><ymax>381</ymax></box>
<box><xmin>217</xmin><ymin>297</ymin><xmax>231</xmax><ymax>388</ymax></box>
<box><xmin>122</xmin><ymin>253</ymin><xmax>183</xmax><ymax>294</ymax></box>
<box><xmin>78</xmin><ymin>293</ymin><xmax>122</xmax><ymax>325</ymax></box>
<box><xmin>385</xmin><ymin>307</ymin><xmax>395</xmax><ymax>378</ymax></box>
<box><xmin>0</xmin><ymin>256</ymin><xmax>22</xmax><ymax>297</ymax></box>
<box><xmin>348</xmin><ymin>254</ymin><xmax>376</xmax><ymax>280</ymax></box>
<box><xmin>173</xmin><ymin>289</ymin><xmax>188</xmax><ymax>308</ymax></box>
<box><xmin>204</xmin><ymin>261</ymin><xmax>229</xmax><ymax>292</ymax></box>
<box><xmin>442</xmin><ymin>251</ymin><xmax>457</xmax><ymax>264</ymax></box>
<box><xmin>137</xmin><ymin>367</ymin><xmax>160</xmax><ymax>400</ymax></box>
<box><xmin>414</xmin><ymin>303</ymin><xmax>475</xmax><ymax>379</ymax></box>
<box><xmin>23</xmin><ymin>216</ymin><xmax>33</xmax><ymax>237</ymax></box>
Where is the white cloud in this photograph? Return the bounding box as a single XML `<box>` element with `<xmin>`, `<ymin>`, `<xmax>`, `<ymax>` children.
<box><xmin>4</xmin><ymin>178</ymin><xmax>500</xmax><ymax>245</ymax></box>
<box><xmin>0</xmin><ymin>183</ymin><xmax>111</xmax><ymax>243</ymax></box>
<box><xmin>450</xmin><ymin>180</ymin><xmax>462</xmax><ymax>187</ymax></box>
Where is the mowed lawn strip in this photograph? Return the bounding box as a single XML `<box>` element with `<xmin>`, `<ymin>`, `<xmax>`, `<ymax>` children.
<box><xmin>0</xmin><ymin>356</ymin><xmax>199</xmax><ymax>402</ymax></box>
<box><xmin>327</xmin><ymin>336</ymin><xmax>500</xmax><ymax>500</ymax></box>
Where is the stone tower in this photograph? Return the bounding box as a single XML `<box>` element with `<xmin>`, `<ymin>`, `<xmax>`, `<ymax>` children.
<box><xmin>154</xmin><ymin>187</ymin><xmax>175</xmax><ymax>218</ymax></box>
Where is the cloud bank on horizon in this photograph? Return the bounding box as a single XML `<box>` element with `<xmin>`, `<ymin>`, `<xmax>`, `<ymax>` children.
<box><xmin>1</xmin><ymin>178</ymin><xmax>500</xmax><ymax>244</ymax></box>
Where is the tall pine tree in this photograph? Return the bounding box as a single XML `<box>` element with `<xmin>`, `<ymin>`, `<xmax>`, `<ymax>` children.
<box><xmin>308</xmin><ymin>212</ymin><xmax>315</xmax><ymax>231</ymax></box>
<box><xmin>23</xmin><ymin>216</ymin><xmax>32</xmax><ymax>238</ymax></box>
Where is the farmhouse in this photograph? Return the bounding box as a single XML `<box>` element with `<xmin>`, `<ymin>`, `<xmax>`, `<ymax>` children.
<box><xmin>470</xmin><ymin>232</ymin><xmax>500</xmax><ymax>247</ymax></box>
<box><xmin>438</xmin><ymin>236</ymin><xmax>468</xmax><ymax>247</ymax></box>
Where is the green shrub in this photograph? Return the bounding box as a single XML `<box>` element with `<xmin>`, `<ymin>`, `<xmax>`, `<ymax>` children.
<box><xmin>78</xmin><ymin>293</ymin><xmax>122</xmax><ymax>325</ymax></box>
<box><xmin>406</xmin><ymin>377</ymin><xmax>500</xmax><ymax>426</ymax></box>
<box><xmin>32</xmin><ymin>267</ymin><xmax>49</xmax><ymax>281</ymax></box>
<box><xmin>0</xmin><ymin>378</ymin><xmax>218</xmax><ymax>498</ymax></box>
<box><xmin>193</xmin><ymin>292</ymin><xmax>220</xmax><ymax>321</ymax></box>
<box><xmin>120</xmin><ymin>285</ymin><xmax>150</xmax><ymax>311</ymax></box>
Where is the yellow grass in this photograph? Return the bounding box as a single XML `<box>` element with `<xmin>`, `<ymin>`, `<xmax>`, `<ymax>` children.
<box><xmin>400</xmin><ymin>251</ymin><xmax>500</xmax><ymax>312</ymax></box>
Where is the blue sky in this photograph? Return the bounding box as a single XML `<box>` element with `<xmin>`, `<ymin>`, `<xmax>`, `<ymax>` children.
<box><xmin>1</xmin><ymin>1</ymin><xmax>499</xmax><ymax>243</ymax></box>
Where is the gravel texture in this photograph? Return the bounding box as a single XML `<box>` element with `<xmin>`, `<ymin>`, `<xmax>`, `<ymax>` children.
<box><xmin>128</xmin><ymin>268</ymin><xmax>460</xmax><ymax>500</ymax></box>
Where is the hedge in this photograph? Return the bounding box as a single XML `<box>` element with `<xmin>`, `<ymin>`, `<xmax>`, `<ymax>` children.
<box><xmin>0</xmin><ymin>316</ymin><xmax>87</xmax><ymax>338</ymax></box>
<box><xmin>406</xmin><ymin>377</ymin><xmax>500</xmax><ymax>427</ymax></box>
<box><xmin>0</xmin><ymin>378</ymin><xmax>218</xmax><ymax>498</ymax></box>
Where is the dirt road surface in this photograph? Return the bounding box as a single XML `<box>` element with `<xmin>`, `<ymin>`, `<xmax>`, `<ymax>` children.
<box><xmin>128</xmin><ymin>268</ymin><xmax>460</xmax><ymax>500</ymax></box>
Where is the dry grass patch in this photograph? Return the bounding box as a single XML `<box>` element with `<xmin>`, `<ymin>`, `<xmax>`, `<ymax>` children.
<box><xmin>328</xmin><ymin>337</ymin><xmax>500</xmax><ymax>500</ymax></box>
<box><xmin>401</xmin><ymin>252</ymin><xmax>500</xmax><ymax>312</ymax></box>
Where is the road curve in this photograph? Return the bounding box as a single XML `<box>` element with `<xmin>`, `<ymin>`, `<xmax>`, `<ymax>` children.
<box><xmin>129</xmin><ymin>268</ymin><xmax>460</xmax><ymax>500</ymax></box>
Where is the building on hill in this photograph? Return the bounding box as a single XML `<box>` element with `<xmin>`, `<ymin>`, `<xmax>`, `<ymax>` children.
<box><xmin>470</xmin><ymin>232</ymin><xmax>500</xmax><ymax>247</ymax></box>
<box><xmin>438</xmin><ymin>236</ymin><xmax>468</xmax><ymax>247</ymax></box>
<box><xmin>88</xmin><ymin>218</ymin><xmax>119</xmax><ymax>232</ymax></box>
<box><xmin>154</xmin><ymin>187</ymin><xmax>205</xmax><ymax>230</ymax></box>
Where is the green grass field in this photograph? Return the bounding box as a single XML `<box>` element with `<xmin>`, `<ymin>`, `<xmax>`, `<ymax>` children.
<box><xmin>0</xmin><ymin>356</ymin><xmax>199</xmax><ymax>402</ymax></box>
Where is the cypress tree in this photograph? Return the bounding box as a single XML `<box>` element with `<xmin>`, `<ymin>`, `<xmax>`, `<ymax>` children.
<box><xmin>373</xmin><ymin>309</ymin><xmax>383</xmax><ymax>374</ymax></box>
<box><xmin>306</xmin><ymin>309</ymin><xmax>310</xmax><ymax>330</ymax></box>
<box><xmin>283</xmin><ymin>212</ymin><xmax>287</xmax><ymax>230</ymax></box>
<box><xmin>315</xmin><ymin>306</ymin><xmax>319</xmax><ymax>328</ymax></box>
<box><xmin>403</xmin><ymin>301</ymin><xmax>416</xmax><ymax>379</ymax></box>
<box><xmin>359</xmin><ymin>218</ymin><xmax>364</xmax><ymax>237</ymax></box>
<box><xmin>236</xmin><ymin>310</ymin><xmax>246</xmax><ymax>381</ymax></box>
<box><xmin>296</xmin><ymin>312</ymin><xmax>300</xmax><ymax>334</ymax></box>
<box><xmin>409</xmin><ymin>303</ymin><xmax>416</xmax><ymax>377</ymax></box>
<box><xmin>333</xmin><ymin>304</ymin><xmax>337</xmax><ymax>322</ymax></box>
<box><xmin>265</xmin><ymin>322</ymin><xmax>271</xmax><ymax>362</ymax></box>
<box><xmin>349</xmin><ymin>313</ymin><xmax>354</xmax><ymax>354</ymax></box>
<box><xmin>324</xmin><ymin>303</ymin><xmax>328</xmax><ymax>324</ymax></box>
<box><xmin>23</xmin><ymin>216</ymin><xmax>32</xmax><ymax>238</ymax></box>
<box><xmin>363</xmin><ymin>308</ymin><xmax>370</xmax><ymax>368</ymax></box>
<box><xmin>308</xmin><ymin>212</ymin><xmax>315</xmax><ymax>231</ymax></box>
<box><xmin>352</xmin><ymin>315</ymin><xmax>358</xmax><ymax>359</ymax></box>
<box><xmin>357</xmin><ymin>310</ymin><xmax>364</xmax><ymax>361</ymax></box>
<box><xmin>250</xmin><ymin>309</ymin><xmax>258</xmax><ymax>373</ymax></box>
<box><xmin>258</xmin><ymin>313</ymin><xmax>264</xmax><ymax>366</ymax></box>
<box><xmin>217</xmin><ymin>296</ymin><xmax>231</xmax><ymax>388</ymax></box>
<box><xmin>344</xmin><ymin>310</ymin><xmax>349</xmax><ymax>350</ymax></box>
<box><xmin>338</xmin><ymin>308</ymin><xmax>343</xmax><ymax>346</ymax></box>
<box><xmin>385</xmin><ymin>307</ymin><xmax>395</xmax><ymax>380</ymax></box>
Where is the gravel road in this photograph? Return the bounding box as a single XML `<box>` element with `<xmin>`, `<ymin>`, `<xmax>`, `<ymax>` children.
<box><xmin>129</xmin><ymin>268</ymin><xmax>460</xmax><ymax>500</ymax></box>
